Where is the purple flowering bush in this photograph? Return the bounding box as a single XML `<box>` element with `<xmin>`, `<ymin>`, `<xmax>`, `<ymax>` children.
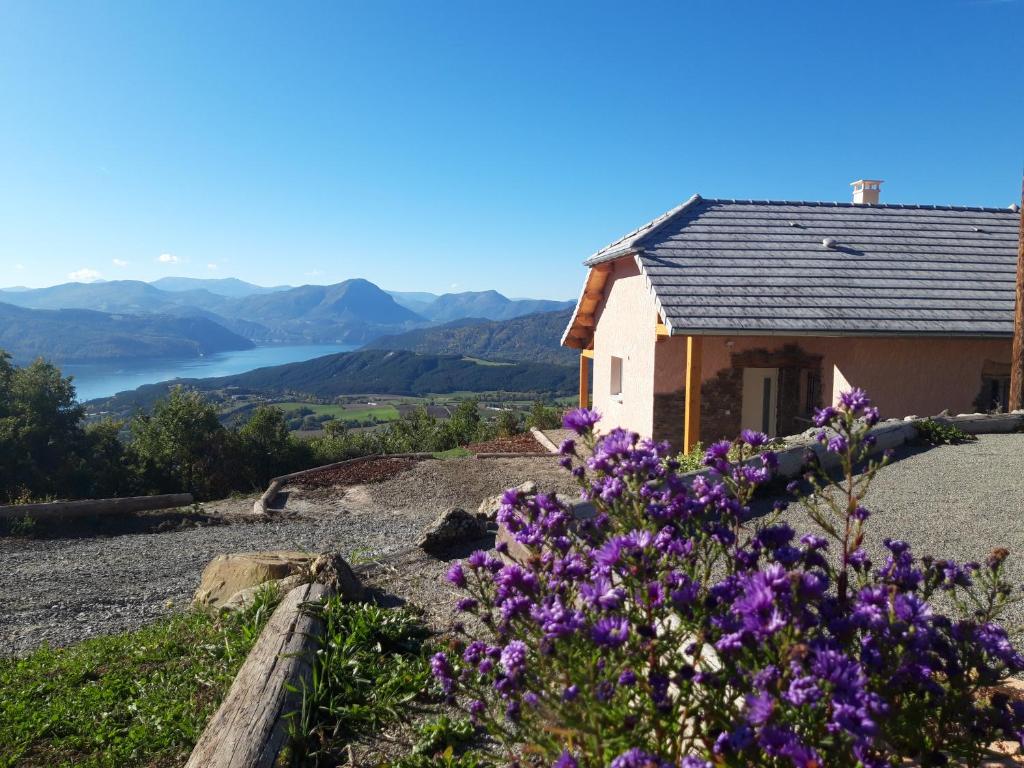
<box><xmin>434</xmin><ymin>390</ymin><xmax>1024</xmax><ymax>767</ymax></box>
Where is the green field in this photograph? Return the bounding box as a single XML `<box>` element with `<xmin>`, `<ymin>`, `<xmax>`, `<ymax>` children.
<box><xmin>275</xmin><ymin>402</ymin><xmax>400</xmax><ymax>422</ymax></box>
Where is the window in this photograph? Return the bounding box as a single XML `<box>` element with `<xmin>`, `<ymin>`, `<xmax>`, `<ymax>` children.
<box><xmin>610</xmin><ymin>356</ymin><xmax>623</xmax><ymax>398</ymax></box>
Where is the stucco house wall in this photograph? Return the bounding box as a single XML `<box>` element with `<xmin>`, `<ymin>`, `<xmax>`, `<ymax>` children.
<box><xmin>590</xmin><ymin>267</ymin><xmax>1013</xmax><ymax>447</ymax></box>
<box><xmin>590</xmin><ymin>259</ymin><xmax>660</xmax><ymax>437</ymax></box>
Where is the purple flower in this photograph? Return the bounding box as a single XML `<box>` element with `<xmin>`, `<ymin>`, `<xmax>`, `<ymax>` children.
<box><xmin>813</xmin><ymin>406</ymin><xmax>837</xmax><ymax>427</ymax></box>
<box><xmin>554</xmin><ymin>751</ymin><xmax>578</xmax><ymax>768</ymax></box>
<box><xmin>609</xmin><ymin>748</ymin><xmax>671</xmax><ymax>768</ymax></box>
<box><xmin>430</xmin><ymin>652</ymin><xmax>455</xmax><ymax>693</ymax></box>
<box><xmin>740</xmin><ymin>429</ymin><xmax>769</xmax><ymax>448</ymax></box>
<box><xmin>745</xmin><ymin>691</ymin><xmax>775</xmax><ymax>725</ymax></box>
<box><xmin>826</xmin><ymin>434</ymin><xmax>848</xmax><ymax>454</ymax></box>
<box><xmin>559</xmin><ymin>438</ymin><xmax>576</xmax><ymax>456</ymax></box>
<box><xmin>499</xmin><ymin>640</ymin><xmax>528</xmax><ymax>679</ymax></box>
<box><xmin>456</xmin><ymin>597</ymin><xmax>478</xmax><ymax>612</ymax></box>
<box><xmin>445</xmin><ymin>562</ymin><xmax>467</xmax><ymax>588</ymax></box>
<box><xmin>563</xmin><ymin>407</ymin><xmax>601</xmax><ymax>435</ymax></box>
<box><xmin>839</xmin><ymin>387</ymin><xmax>871</xmax><ymax>413</ymax></box>
<box><xmin>591</xmin><ymin>616</ymin><xmax>630</xmax><ymax>647</ymax></box>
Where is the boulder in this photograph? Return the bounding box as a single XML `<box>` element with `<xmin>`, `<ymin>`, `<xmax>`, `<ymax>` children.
<box><xmin>309</xmin><ymin>552</ymin><xmax>364</xmax><ymax>601</ymax></box>
<box><xmin>417</xmin><ymin>507</ymin><xmax>488</xmax><ymax>554</ymax></box>
<box><xmin>193</xmin><ymin>551</ymin><xmax>315</xmax><ymax>609</ymax></box>
<box><xmin>477</xmin><ymin>481</ymin><xmax>538</xmax><ymax>521</ymax></box>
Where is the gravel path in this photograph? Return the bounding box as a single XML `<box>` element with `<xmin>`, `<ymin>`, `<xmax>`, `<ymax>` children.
<box><xmin>767</xmin><ymin>434</ymin><xmax>1024</xmax><ymax>626</ymax></box>
<box><xmin>0</xmin><ymin>456</ymin><xmax>576</xmax><ymax>656</ymax></box>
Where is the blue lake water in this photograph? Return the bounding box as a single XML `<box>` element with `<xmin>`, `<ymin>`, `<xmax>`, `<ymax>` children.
<box><xmin>62</xmin><ymin>344</ymin><xmax>358</xmax><ymax>402</ymax></box>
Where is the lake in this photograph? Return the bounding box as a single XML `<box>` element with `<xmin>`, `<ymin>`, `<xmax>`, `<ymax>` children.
<box><xmin>62</xmin><ymin>344</ymin><xmax>359</xmax><ymax>402</ymax></box>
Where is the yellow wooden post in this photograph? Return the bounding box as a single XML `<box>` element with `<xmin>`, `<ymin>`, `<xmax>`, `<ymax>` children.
<box><xmin>683</xmin><ymin>335</ymin><xmax>702</xmax><ymax>451</ymax></box>
<box><xmin>578</xmin><ymin>352</ymin><xmax>589</xmax><ymax>408</ymax></box>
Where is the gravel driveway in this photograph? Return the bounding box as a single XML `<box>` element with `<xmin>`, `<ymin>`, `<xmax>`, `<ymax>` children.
<box><xmin>0</xmin><ymin>456</ymin><xmax>577</xmax><ymax>656</ymax></box>
<box><xmin>4</xmin><ymin>437</ymin><xmax>1023</xmax><ymax>656</ymax></box>
<box><xmin>768</xmin><ymin>433</ymin><xmax>1024</xmax><ymax>626</ymax></box>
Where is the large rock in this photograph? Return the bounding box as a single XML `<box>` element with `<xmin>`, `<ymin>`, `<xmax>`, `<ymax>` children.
<box><xmin>417</xmin><ymin>507</ymin><xmax>488</xmax><ymax>554</ymax></box>
<box><xmin>478</xmin><ymin>481</ymin><xmax>538</xmax><ymax>521</ymax></box>
<box><xmin>193</xmin><ymin>551</ymin><xmax>315</xmax><ymax>609</ymax></box>
<box><xmin>309</xmin><ymin>552</ymin><xmax>364</xmax><ymax>601</ymax></box>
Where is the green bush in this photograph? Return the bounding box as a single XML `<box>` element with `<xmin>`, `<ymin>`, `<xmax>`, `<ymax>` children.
<box><xmin>914</xmin><ymin>417</ymin><xmax>978</xmax><ymax>445</ymax></box>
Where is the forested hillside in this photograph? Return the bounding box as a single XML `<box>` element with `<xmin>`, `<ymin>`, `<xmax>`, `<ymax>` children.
<box><xmin>364</xmin><ymin>309</ymin><xmax>577</xmax><ymax>365</ymax></box>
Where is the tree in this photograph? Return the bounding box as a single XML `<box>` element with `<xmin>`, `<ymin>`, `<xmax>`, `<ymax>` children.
<box><xmin>238</xmin><ymin>405</ymin><xmax>297</xmax><ymax>487</ymax></box>
<box><xmin>0</xmin><ymin>356</ymin><xmax>88</xmax><ymax>501</ymax></box>
<box><xmin>129</xmin><ymin>386</ymin><xmax>233</xmax><ymax>499</ymax></box>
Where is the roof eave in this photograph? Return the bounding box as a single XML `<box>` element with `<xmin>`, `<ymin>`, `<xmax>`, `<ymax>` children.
<box><xmin>666</xmin><ymin>327</ymin><xmax>1014</xmax><ymax>340</ymax></box>
<box><xmin>583</xmin><ymin>193</ymin><xmax>703</xmax><ymax>266</ymax></box>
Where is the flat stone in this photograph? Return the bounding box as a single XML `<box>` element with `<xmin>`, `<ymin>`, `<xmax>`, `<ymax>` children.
<box><xmin>193</xmin><ymin>551</ymin><xmax>315</xmax><ymax>609</ymax></box>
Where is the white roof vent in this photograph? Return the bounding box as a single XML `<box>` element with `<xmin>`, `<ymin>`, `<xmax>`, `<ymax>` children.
<box><xmin>1011</xmin><ymin>203</ymin><xmax>1020</xmax><ymax>213</ymax></box>
<box><xmin>822</xmin><ymin>237</ymin><xmax>837</xmax><ymax>249</ymax></box>
<box><xmin>851</xmin><ymin>179</ymin><xmax>883</xmax><ymax>205</ymax></box>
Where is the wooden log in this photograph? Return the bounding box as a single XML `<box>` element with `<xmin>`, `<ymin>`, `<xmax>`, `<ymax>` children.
<box><xmin>530</xmin><ymin>427</ymin><xmax>560</xmax><ymax>454</ymax></box>
<box><xmin>0</xmin><ymin>493</ymin><xmax>193</xmax><ymax>522</ymax></box>
<box><xmin>185</xmin><ymin>582</ymin><xmax>332</xmax><ymax>768</ymax></box>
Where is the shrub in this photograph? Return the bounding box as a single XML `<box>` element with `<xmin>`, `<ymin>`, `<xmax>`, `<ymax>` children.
<box><xmin>525</xmin><ymin>400</ymin><xmax>562</xmax><ymax>431</ymax></box>
<box><xmin>914</xmin><ymin>418</ymin><xmax>978</xmax><ymax>446</ymax></box>
<box><xmin>434</xmin><ymin>389</ymin><xmax>1024</xmax><ymax>766</ymax></box>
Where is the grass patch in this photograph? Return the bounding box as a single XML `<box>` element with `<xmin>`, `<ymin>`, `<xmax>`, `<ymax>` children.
<box><xmin>432</xmin><ymin>447</ymin><xmax>472</xmax><ymax>459</ymax></box>
<box><xmin>0</xmin><ymin>586</ymin><xmax>280</xmax><ymax>768</ymax></box>
<box><xmin>285</xmin><ymin>601</ymin><xmax>432</xmax><ymax>766</ymax></box>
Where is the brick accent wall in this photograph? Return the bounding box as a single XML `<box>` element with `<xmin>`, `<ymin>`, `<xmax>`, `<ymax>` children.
<box><xmin>653</xmin><ymin>388</ymin><xmax>687</xmax><ymax>445</ymax></box>
<box><xmin>700</xmin><ymin>344</ymin><xmax>823</xmax><ymax>443</ymax></box>
<box><xmin>700</xmin><ymin>368</ymin><xmax>742</xmax><ymax>444</ymax></box>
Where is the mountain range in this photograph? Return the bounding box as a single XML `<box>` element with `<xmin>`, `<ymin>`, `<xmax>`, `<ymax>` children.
<box><xmin>0</xmin><ymin>302</ymin><xmax>253</xmax><ymax>363</ymax></box>
<box><xmin>0</xmin><ymin>277</ymin><xmax>574</xmax><ymax>361</ymax></box>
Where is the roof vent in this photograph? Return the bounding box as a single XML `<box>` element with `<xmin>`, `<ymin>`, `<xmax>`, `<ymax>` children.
<box><xmin>1011</xmin><ymin>203</ymin><xmax>1021</xmax><ymax>213</ymax></box>
<box><xmin>851</xmin><ymin>179</ymin><xmax>883</xmax><ymax>205</ymax></box>
<box><xmin>822</xmin><ymin>237</ymin><xmax>837</xmax><ymax>249</ymax></box>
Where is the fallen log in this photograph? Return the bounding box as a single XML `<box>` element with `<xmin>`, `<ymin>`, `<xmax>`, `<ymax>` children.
<box><xmin>184</xmin><ymin>581</ymin><xmax>332</xmax><ymax>768</ymax></box>
<box><xmin>0</xmin><ymin>493</ymin><xmax>193</xmax><ymax>522</ymax></box>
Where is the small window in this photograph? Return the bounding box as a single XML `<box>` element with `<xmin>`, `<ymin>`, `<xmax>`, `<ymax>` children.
<box><xmin>610</xmin><ymin>356</ymin><xmax>623</xmax><ymax>398</ymax></box>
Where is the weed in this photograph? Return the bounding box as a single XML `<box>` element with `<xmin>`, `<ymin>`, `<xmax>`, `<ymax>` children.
<box><xmin>285</xmin><ymin>601</ymin><xmax>431</xmax><ymax>766</ymax></box>
<box><xmin>4</xmin><ymin>514</ymin><xmax>36</xmax><ymax>537</ymax></box>
<box><xmin>914</xmin><ymin>417</ymin><xmax>978</xmax><ymax>445</ymax></box>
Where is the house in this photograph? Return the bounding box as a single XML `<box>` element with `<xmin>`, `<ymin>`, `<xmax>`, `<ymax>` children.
<box><xmin>562</xmin><ymin>180</ymin><xmax>1022</xmax><ymax>450</ymax></box>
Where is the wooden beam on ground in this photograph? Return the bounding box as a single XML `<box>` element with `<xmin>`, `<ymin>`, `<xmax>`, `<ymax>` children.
<box><xmin>0</xmin><ymin>493</ymin><xmax>193</xmax><ymax>522</ymax></box>
<box><xmin>184</xmin><ymin>582</ymin><xmax>333</xmax><ymax>768</ymax></box>
<box><xmin>683</xmin><ymin>335</ymin><xmax>703</xmax><ymax>451</ymax></box>
<box><xmin>1010</xmin><ymin>183</ymin><xmax>1024</xmax><ymax>411</ymax></box>
<box><xmin>578</xmin><ymin>352</ymin><xmax>590</xmax><ymax>408</ymax></box>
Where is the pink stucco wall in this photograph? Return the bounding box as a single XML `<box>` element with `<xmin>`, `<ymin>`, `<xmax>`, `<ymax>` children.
<box><xmin>587</xmin><ymin>258</ymin><xmax>1012</xmax><ymax>441</ymax></box>
<box><xmin>695</xmin><ymin>335</ymin><xmax>1010</xmax><ymax>419</ymax></box>
<box><xmin>590</xmin><ymin>259</ymin><xmax>660</xmax><ymax>437</ymax></box>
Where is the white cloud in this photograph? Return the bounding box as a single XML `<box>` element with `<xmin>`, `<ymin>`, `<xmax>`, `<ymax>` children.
<box><xmin>304</xmin><ymin>269</ymin><xmax>323</xmax><ymax>277</ymax></box>
<box><xmin>207</xmin><ymin>262</ymin><xmax>219</xmax><ymax>271</ymax></box>
<box><xmin>450</xmin><ymin>282</ymin><xmax>460</xmax><ymax>289</ymax></box>
<box><xmin>157</xmin><ymin>253</ymin><xmax>180</xmax><ymax>264</ymax></box>
<box><xmin>69</xmin><ymin>267</ymin><xmax>102</xmax><ymax>283</ymax></box>
<box><xmin>14</xmin><ymin>263</ymin><xmax>24</xmax><ymax>271</ymax></box>
<box><xmin>111</xmin><ymin>258</ymin><xmax>129</xmax><ymax>268</ymax></box>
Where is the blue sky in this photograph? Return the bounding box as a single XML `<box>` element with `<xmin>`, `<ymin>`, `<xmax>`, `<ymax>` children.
<box><xmin>0</xmin><ymin>1</ymin><xmax>1021</xmax><ymax>299</ymax></box>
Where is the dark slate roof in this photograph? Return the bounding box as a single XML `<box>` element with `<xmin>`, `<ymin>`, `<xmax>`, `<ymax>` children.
<box><xmin>584</xmin><ymin>195</ymin><xmax>1020</xmax><ymax>337</ymax></box>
